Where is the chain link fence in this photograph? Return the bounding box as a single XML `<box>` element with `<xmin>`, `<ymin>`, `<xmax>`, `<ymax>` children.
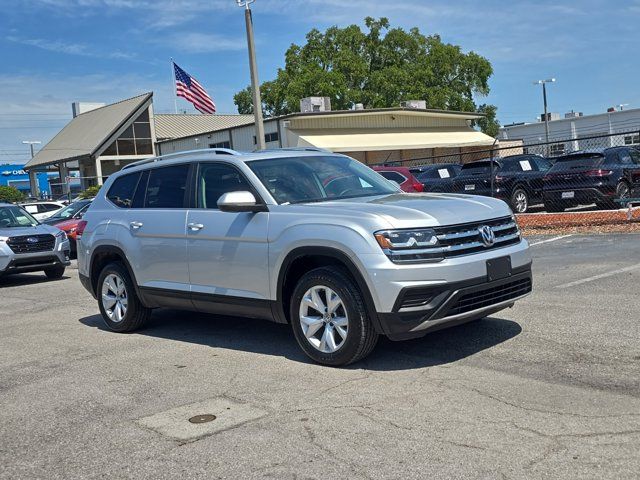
<box><xmin>369</xmin><ymin>129</ymin><xmax>640</xmax><ymax>230</ymax></box>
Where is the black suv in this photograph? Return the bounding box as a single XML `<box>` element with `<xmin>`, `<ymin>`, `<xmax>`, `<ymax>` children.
<box><xmin>410</xmin><ymin>164</ymin><xmax>461</xmax><ymax>192</ymax></box>
<box><xmin>543</xmin><ymin>147</ymin><xmax>640</xmax><ymax>212</ymax></box>
<box><xmin>452</xmin><ymin>155</ymin><xmax>553</xmax><ymax>213</ymax></box>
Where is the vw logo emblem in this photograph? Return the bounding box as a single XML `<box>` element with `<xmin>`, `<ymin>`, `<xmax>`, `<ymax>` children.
<box><xmin>27</xmin><ymin>237</ymin><xmax>39</xmax><ymax>244</ymax></box>
<box><xmin>478</xmin><ymin>226</ymin><xmax>495</xmax><ymax>247</ymax></box>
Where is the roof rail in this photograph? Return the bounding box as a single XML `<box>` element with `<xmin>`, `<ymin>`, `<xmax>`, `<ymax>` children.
<box><xmin>257</xmin><ymin>147</ymin><xmax>331</xmax><ymax>153</ymax></box>
<box><xmin>121</xmin><ymin>148</ymin><xmax>243</xmax><ymax>170</ymax></box>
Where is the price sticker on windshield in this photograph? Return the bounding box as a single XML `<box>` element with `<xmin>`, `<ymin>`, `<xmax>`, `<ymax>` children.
<box><xmin>520</xmin><ymin>160</ymin><xmax>532</xmax><ymax>171</ymax></box>
<box><xmin>438</xmin><ymin>169</ymin><xmax>450</xmax><ymax>179</ymax></box>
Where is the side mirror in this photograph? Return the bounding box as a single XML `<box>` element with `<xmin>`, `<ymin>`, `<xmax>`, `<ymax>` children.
<box><xmin>217</xmin><ymin>191</ymin><xmax>267</xmax><ymax>213</ymax></box>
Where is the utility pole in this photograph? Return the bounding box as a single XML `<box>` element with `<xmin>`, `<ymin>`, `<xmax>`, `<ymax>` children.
<box><xmin>534</xmin><ymin>78</ymin><xmax>555</xmax><ymax>156</ymax></box>
<box><xmin>237</xmin><ymin>0</ymin><xmax>265</xmax><ymax>150</ymax></box>
<box><xmin>22</xmin><ymin>140</ymin><xmax>41</xmax><ymax>198</ymax></box>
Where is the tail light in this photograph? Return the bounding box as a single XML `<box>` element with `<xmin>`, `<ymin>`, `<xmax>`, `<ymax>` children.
<box><xmin>584</xmin><ymin>169</ymin><xmax>613</xmax><ymax>177</ymax></box>
<box><xmin>412</xmin><ymin>182</ymin><xmax>424</xmax><ymax>192</ymax></box>
<box><xmin>75</xmin><ymin>220</ymin><xmax>88</xmax><ymax>238</ymax></box>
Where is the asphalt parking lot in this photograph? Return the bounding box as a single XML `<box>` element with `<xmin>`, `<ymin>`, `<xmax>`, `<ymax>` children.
<box><xmin>1</xmin><ymin>234</ymin><xmax>639</xmax><ymax>479</ymax></box>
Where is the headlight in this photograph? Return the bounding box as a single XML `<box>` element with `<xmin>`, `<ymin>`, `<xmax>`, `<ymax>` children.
<box><xmin>374</xmin><ymin>228</ymin><xmax>444</xmax><ymax>263</ymax></box>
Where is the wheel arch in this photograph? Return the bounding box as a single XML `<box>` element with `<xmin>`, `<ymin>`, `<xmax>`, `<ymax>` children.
<box><xmin>89</xmin><ymin>245</ymin><xmax>140</xmax><ymax>299</ymax></box>
<box><xmin>275</xmin><ymin>246</ymin><xmax>383</xmax><ymax>333</ymax></box>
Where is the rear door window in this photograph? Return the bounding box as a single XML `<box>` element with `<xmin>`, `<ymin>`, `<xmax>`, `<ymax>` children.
<box><xmin>618</xmin><ymin>150</ymin><xmax>633</xmax><ymax>165</ymax></box>
<box><xmin>144</xmin><ymin>165</ymin><xmax>190</xmax><ymax>208</ymax></box>
<box><xmin>107</xmin><ymin>172</ymin><xmax>141</xmax><ymax>208</ymax></box>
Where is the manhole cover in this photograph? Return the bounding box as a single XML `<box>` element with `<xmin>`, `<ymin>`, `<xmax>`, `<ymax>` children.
<box><xmin>189</xmin><ymin>414</ymin><xmax>216</xmax><ymax>424</ymax></box>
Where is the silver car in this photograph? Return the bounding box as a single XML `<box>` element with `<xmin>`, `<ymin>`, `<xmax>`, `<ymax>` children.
<box><xmin>0</xmin><ymin>203</ymin><xmax>71</xmax><ymax>279</ymax></box>
<box><xmin>78</xmin><ymin>149</ymin><xmax>532</xmax><ymax>366</ymax></box>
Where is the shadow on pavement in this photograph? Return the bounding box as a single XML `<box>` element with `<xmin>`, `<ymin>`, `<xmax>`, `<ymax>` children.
<box><xmin>79</xmin><ymin>309</ymin><xmax>521</xmax><ymax>371</ymax></box>
<box><xmin>0</xmin><ymin>273</ymin><xmax>70</xmax><ymax>288</ymax></box>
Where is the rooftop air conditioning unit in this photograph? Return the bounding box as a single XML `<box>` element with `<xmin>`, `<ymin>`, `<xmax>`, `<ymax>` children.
<box><xmin>564</xmin><ymin>111</ymin><xmax>584</xmax><ymax>119</ymax></box>
<box><xmin>401</xmin><ymin>100</ymin><xmax>427</xmax><ymax>110</ymax></box>
<box><xmin>300</xmin><ymin>97</ymin><xmax>331</xmax><ymax>113</ymax></box>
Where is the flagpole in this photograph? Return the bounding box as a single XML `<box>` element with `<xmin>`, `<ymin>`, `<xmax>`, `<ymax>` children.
<box><xmin>170</xmin><ymin>58</ymin><xmax>178</xmax><ymax>114</ymax></box>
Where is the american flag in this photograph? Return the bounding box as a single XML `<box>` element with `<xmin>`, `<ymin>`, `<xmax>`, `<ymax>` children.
<box><xmin>173</xmin><ymin>62</ymin><xmax>216</xmax><ymax>114</ymax></box>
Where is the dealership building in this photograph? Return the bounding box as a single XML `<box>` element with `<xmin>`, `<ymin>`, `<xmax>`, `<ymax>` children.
<box><xmin>24</xmin><ymin>92</ymin><xmax>496</xmax><ymax>190</ymax></box>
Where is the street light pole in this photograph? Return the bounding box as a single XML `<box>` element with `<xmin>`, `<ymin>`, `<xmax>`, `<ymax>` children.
<box><xmin>237</xmin><ymin>0</ymin><xmax>266</xmax><ymax>151</ymax></box>
<box><xmin>533</xmin><ymin>78</ymin><xmax>555</xmax><ymax>146</ymax></box>
<box><xmin>22</xmin><ymin>140</ymin><xmax>41</xmax><ymax>198</ymax></box>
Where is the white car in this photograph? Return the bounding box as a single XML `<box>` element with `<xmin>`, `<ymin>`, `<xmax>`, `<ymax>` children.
<box><xmin>20</xmin><ymin>201</ymin><xmax>66</xmax><ymax>221</ymax></box>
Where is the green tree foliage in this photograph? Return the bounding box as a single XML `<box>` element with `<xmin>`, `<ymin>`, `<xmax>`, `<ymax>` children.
<box><xmin>235</xmin><ymin>17</ymin><xmax>499</xmax><ymax>135</ymax></box>
<box><xmin>78</xmin><ymin>185</ymin><xmax>101</xmax><ymax>199</ymax></box>
<box><xmin>0</xmin><ymin>185</ymin><xmax>25</xmax><ymax>203</ymax></box>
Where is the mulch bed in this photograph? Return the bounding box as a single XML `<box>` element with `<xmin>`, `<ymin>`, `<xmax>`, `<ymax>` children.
<box><xmin>517</xmin><ymin>209</ymin><xmax>640</xmax><ymax>235</ymax></box>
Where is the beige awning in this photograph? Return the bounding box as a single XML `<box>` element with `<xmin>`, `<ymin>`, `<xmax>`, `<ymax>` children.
<box><xmin>290</xmin><ymin>127</ymin><xmax>495</xmax><ymax>152</ymax></box>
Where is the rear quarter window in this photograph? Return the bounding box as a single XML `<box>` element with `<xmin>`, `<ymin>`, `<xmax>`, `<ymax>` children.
<box><xmin>107</xmin><ymin>172</ymin><xmax>141</xmax><ymax>208</ymax></box>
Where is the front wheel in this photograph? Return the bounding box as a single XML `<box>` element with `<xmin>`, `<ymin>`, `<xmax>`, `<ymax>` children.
<box><xmin>290</xmin><ymin>266</ymin><xmax>378</xmax><ymax>366</ymax></box>
<box><xmin>616</xmin><ymin>181</ymin><xmax>631</xmax><ymax>206</ymax></box>
<box><xmin>97</xmin><ymin>262</ymin><xmax>150</xmax><ymax>333</ymax></box>
<box><xmin>44</xmin><ymin>265</ymin><xmax>65</xmax><ymax>279</ymax></box>
<box><xmin>511</xmin><ymin>188</ymin><xmax>529</xmax><ymax>213</ymax></box>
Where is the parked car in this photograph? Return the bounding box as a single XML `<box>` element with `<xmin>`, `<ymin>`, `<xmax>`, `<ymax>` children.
<box><xmin>0</xmin><ymin>203</ymin><xmax>70</xmax><ymax>278</ymax></box>
<box><xmin>78</xmin><ymin>149</ymin><xmax>532</xmax><ymax>366</ymax></box>
<box><xmin>372</xmin><ymin>166</ymin><xmax>424</xmax><ymax>192</ymax></box>
<box><xmin>452</xmin><ymin>155</ymin><xmax>553</xmax><ymax>213</ymax></box>
<box><xmin>543</xmin><ymin>147</ymin><xmax>640</xmax><ymax>212</ymax></box>
<box><xmin>410</xmin><ymin>164</ymin><xmax>462</xmax><ymax>192</ymax></box>
<box><xmin>42</xmin><ymin>199</ymin><xmax>92</xmax><ymax>226</ymax></box>
<box><xmin>20</xmin><ymin>201</ymin><xmax>66</xmax><ymax>221</ymax></box>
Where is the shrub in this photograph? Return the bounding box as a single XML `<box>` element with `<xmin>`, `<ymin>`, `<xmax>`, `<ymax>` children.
<box><xmin>0</xmin><ymin>185</ymin><xmax>26</xmax><ymax>203</ymax></box>
<box><xmin>78</xmin><ymin>185</ymin><xmax>101</xmax><ymax>199</ymax></box>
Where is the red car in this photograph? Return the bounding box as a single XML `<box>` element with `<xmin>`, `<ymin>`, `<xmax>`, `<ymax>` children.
<box><xmin>53</xmin><ymin>217</ymin><xmax>87</xmax><ymax>258</ymax></box>
<box><xmin>372</xmin><ymin>166</ymin><xmax>424</xmax><ymax>192</ymax></box>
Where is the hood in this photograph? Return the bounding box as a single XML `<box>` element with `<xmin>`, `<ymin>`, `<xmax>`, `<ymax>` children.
<box><xmin>296</xmin><ymin>193</ymin><xmax>513</xmax><ymax>229</ymax></box>
<box><xmin>0</xmin><ymin>223</ymin><xmax>59</xmax><ymax>239</ymax></box>
<box><xmin>55</xmin><ymin>219</ymin><xmax>81</xmax><ymax>231</ymax></box>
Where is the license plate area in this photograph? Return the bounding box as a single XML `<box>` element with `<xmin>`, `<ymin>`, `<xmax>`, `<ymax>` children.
<box><xmin>487</xmin><ymin>256</ymin><xmax>512</xmax><ymax>282</ymax></box>
<box><xmin>465</xmin><ymin>184</ymin><xmax>476</xmax><ymax>191</ymax></box>
<box><xmin>561</xmin><ymin>191</ymin><xmax>575</xmax><ymax>199</ymax></box>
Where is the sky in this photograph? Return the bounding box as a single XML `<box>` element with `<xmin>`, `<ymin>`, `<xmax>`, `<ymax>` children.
<box><xmin>1</xmin><ymin>0</ymin><xmax>639</xmax><ymax>163</ymax></box>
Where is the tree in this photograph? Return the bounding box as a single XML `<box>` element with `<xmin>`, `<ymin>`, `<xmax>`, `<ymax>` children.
<box><xmin>78</xmin><ymin>185</ymin><xmax>101</xmax><ymax>199</ymax></box>
<box><xmin>235</xmin><ymin>17</ymin><xmax>500</xmax><ymax>135</ymax></box>
<box><xmin>0</xmin><ymin>186</ymin><xmax>25</xmax><ymax>203</ymax></box>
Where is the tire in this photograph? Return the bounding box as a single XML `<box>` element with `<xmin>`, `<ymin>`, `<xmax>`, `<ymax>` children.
<box><xmin>615</xmin><ymin>181</ymin><xmax>631</xmax><ymax>207</ymax></box>
<box><xmin>510</xmin><ymin>188</ymin><xmax>529</xmax><ymax>213</ymax></box>
<box><xmin>97</xmin><ymin>262</ymin><xmax>150</xmax><ymax>333</ymax></box>
<box><xmin>290</xmin><ymin>266</ymin><xmax>378</xmax><ymax>366</ymax></box>
<box><xmin>44</xmin><ymin>265</ymin><xmax>65</xmax><ymax>279</ymax></box>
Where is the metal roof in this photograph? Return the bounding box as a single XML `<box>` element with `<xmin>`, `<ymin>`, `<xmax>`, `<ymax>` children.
<box><xmin>24</xmin><ymin>92</ymin><xmax>153</xmax><ymax>170</ymax></box>
<box><xmin>154</xmin><ymin>114</ymin><xmax>254</xmax><ymax>141</ymax></box>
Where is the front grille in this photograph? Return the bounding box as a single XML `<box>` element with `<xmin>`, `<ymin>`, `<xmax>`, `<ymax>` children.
<box><xmin>6</xmin><ymin>234</ymin><xmax>56</xmax><ymax>254</ymax></box>
<box><xmin>447</xmin><ymin>277</ymin><xmax>532</xmax><ymax>316</ymax></box>
<box><xmin>387</xmin><ymin>217</ymin><xmax>521</xmax><ymax>263</ymax></box>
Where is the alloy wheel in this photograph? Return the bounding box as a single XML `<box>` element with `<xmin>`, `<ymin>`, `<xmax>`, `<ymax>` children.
<box><xmin>101</xmin><ymin>273</ymin><xmax>128</xmax><ymax>323</ymax></box>
<box><xmin>514</xmin><ymin>191</ymin><xmax>528</xmax><ymax>213</ymax></box>
<box><xmin>299</xmin><ymin>285</ymin><xmax>348</xmax><ymax>353</ymax></box>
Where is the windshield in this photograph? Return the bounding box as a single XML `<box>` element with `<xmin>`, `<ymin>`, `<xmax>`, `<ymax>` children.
<box><xmin>49</xmin><ymin>200</ymin><xmax>89</xmax><ymax>220</ymax></box>
<box><xmin>248</xmin><ymin>156</ymin><xmax>399</xmax><ymax>204</ymax></box>
<box><xmin>0</xmin><ymin>205</ymin><xmax>39</xmax><ymax>228</ymax></box>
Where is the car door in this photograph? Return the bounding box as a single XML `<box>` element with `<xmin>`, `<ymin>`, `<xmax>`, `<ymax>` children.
<box><xmin>628</xmin><ymin>149</ymin><xmax>640</xmax><ymax>195</ymax></box>
<box><xmin>186</xmin><ymin>162</ymin><xmax>270</xmax><ymax>317</ymax></box>
<box><xmin>529</xmin><ymin>156</ymin><xmax>552</xmax><ymax>201</ymax></box>
<box><xmin>124</xmin><ymin>163</ymin><xmax>192</xmax><ymax>295</ymax></box>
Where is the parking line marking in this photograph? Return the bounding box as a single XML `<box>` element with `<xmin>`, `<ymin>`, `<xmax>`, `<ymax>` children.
<box><xmin>557</xmin><ymin>264</ymin><xmax>640</xmax><ymax>289</ymax></box>
<box><xmin>529</xmin><ymin>235</ymin><xmax>573</xmax><ymax>247</ymax></box>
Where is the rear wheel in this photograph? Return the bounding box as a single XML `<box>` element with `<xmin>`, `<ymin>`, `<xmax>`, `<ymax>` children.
<box><xmin>616</xmin><ymin>181</ymin><xmax>631</xmax><ymax>207</ymax></box>
<box><xmin>44</xmin><ymin>265</ymin><xmax>65</xmax><ymax>279</ymax></box>
<box><xmin>97</xmin><ymin>262</ymin><xmax>150</xmax><ymax>333</ymax></box>
<box><xmin>290</xmin><ymin>266</ymin><xmax>378</xmax><ymax>366</ymax></box>
<box><xmin>511</xmin><ymin>188</ymin><xmax>529</xmax><ymax>213</ymax></box>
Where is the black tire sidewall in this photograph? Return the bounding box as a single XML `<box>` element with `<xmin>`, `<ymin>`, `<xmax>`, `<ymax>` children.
<box><xmin>97</xmin><ymin>262</ymin><xmax>143</xmax><ymax>333</ymax></box>
<box><xmin>290</xmin><ymin>268</ymin><xmax>371</xmax><ymax>366</ymax></box>
<box><xmin>44</xmin><ymin>265</ymin><xmax>65</xmax><ymax>279</ymax></box>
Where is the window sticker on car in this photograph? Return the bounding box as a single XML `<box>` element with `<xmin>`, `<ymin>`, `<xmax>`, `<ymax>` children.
<box><xmin>520</xmin><ymin>160</ymin><xmax>532</xmax><ymax>171</ymax></box>
<box><xmin>438</xmin><ymin>169</ymin><xmax>451</xmax><ymax>179</ymax></box>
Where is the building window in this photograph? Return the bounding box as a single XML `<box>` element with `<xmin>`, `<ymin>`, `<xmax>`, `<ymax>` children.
<box><xmin>624</xmin><ymin>134</ymin><xmax>640</xmax><ymax>145</ymax></box>
<box><xmin>210</xmin><ymin>141</ymin><xmax>231</xmax><ymax>149</ymax></box>
<box><xmin>253</xmin><ymin>132</ymin><xmax>280</xmax><ymax>144</ymax></box>
<box><xmin>549</xmin><ymin>143</ymin><xmax>566</xmax><ymax>156</ymax></box>
<box><xmin>102</xmin><ymin>110</ymin><xmax>153</xmax><ymax>157</ymax></box>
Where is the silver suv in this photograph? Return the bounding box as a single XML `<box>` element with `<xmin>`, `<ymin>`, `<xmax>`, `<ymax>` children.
<box><xmin>78</xmin><ymin>150</ymin><xmax>532</xmax><ymax>366</ymax></box>
<box><xmin>0</xmin><ymin>203</ymin><xmax>70</xmax><ymax>279</ymax></box>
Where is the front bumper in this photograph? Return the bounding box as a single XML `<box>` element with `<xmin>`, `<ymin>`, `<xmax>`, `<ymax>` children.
<box><xmin>0</xmin><ymin>237</ymin><xmax>71</xmax><ymax>275</ymax></box>
<box><xmin>377</xmin><ymin>264</ymin><xmax>532</xmax><ymax>340</ymax></box>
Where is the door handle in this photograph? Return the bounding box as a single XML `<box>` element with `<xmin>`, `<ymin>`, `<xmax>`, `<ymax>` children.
<box><xmin>187</xmin><ymin>222</ymin><xmax>204</xmax><ymax>231</ymax></box>
<box><xmin>130</xmin><ymin>221</ymin><xmax>143</xmax><ymax>230</ymax></box>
